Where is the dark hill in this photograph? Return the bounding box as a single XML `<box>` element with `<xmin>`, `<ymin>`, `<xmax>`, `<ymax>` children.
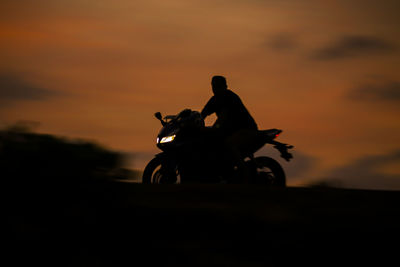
<box><xmin>5</xmin><ymin>181</ymin><xmax>400</xmax><ymax>266</ymax></box>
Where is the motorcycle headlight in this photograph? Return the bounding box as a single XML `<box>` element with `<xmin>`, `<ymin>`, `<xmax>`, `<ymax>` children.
<box><xmin>159</xmin><ymin>134</ymin><xmax>176</xmax><ymax>144</ymax></box>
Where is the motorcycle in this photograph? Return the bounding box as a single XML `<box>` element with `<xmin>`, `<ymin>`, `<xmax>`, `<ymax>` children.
<box><xmin>142</xmin><ymin>109</ymin><xmax>293</xmax><ymax>185</ymax></box>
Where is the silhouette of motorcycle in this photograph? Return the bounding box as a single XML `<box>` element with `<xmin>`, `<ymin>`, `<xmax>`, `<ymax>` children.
<box><xmin>142</xmin><ymin>109</ymin><xmax>293</xmax><ymax>185</ymax></box>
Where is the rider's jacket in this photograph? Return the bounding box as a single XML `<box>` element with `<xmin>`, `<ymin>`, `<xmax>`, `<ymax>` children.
<box><xmin>201</xmin><ymin>89</ymin><xmax>258</xmax><ymax>137</ymax></box>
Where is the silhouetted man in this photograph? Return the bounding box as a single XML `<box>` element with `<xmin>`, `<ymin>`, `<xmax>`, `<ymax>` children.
<box><xmin>201</xmin><ymin>75</ymin><xmax>258</xmax><ymax>182</ymax></box>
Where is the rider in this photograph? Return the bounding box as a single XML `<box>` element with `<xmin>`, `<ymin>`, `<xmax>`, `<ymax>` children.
<box><xmin>201</xmin><ymin>75</ymin><xmax>258</xmax><ymax>182</ymax></box>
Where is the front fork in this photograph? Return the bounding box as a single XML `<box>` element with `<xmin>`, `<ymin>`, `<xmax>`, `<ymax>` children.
<box><xmin>156</xmin><ymin>152</ymin><xmax>179</xmax><ymax>182</ymax></box>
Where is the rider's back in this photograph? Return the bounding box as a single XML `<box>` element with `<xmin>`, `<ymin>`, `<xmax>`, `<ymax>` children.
<box><xmin>201</xmin><ymin>89</ymin><xmax>258</xmax><ymax>137</ymax></box>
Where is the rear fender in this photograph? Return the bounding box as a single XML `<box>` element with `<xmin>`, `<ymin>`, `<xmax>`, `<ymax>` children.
<box><xmin>246</xmin><ymin>129</ymin><xmax>282</xmax><ymax>155</ymax></box>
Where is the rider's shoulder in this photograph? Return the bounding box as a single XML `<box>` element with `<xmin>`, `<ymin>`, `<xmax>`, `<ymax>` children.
<box><xmin>225</xmin><ymin>89</ymin><xmax>242</xmax><ymax>101</ymax></box>
<box><xmin>224</xmin><ymin>89</ymin><xmax>238</xmax><ymax>97</ymax></box>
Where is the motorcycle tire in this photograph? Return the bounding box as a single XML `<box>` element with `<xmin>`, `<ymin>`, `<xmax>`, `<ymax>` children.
<box><xmin>142</xmin><ymin>157</ymin><xmax>179</xmax><ymax>184</ymax></box>
<box><xmin>252</xmin><ymin>156</ymin><xmax>286</xmax><ymax>187</ymax></box>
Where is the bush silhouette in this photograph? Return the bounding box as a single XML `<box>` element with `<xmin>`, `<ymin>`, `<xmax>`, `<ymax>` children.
<box><xmin>0</xmin><ymin>126</ymin><xmax>123</xmax><ymax>185</ymax></box>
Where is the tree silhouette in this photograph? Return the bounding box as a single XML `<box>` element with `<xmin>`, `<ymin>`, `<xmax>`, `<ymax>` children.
<box><xmin>0</xmin><ymin>124</ymin><xmax>124</xmax><ymax>187</ymax></box>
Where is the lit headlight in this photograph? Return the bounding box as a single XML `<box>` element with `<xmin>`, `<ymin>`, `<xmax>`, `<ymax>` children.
<box><xmin>159</xmin><ymin>135</ymin><xmax>176</xmax><ymax>144</ymax></box>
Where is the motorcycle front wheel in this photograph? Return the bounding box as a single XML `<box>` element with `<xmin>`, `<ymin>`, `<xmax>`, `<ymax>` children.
<box><xmin>142</xmin><ymin>157</ymin><xmax>180</xmax><ymax>184</ymax></box>
<box><xmin>251</xmin><ymin>156</ymin><xmax>286</xmax><ymax>187</ymax></box>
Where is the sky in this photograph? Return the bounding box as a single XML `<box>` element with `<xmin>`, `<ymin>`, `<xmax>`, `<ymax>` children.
<box><xmin>1</xmin><ymin>0</ymin><xmax>399</xmax><ymax>190</ymax></box>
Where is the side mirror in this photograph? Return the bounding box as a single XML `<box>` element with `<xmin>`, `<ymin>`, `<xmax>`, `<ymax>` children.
<box><xmin>154</xmin><ymin>112</ymin><xmax>165</xmax><ymax>126</ymax></box>
<box><xmin>155</xmin><ymin>112</ymin><xmax>162</xmax><ymax>120</ymax></box>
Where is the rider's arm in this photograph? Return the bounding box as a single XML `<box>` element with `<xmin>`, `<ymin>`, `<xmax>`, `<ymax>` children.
<box><xmin>201</xmin><ymin>96</ymin><xmax>216</xmax><ymax>119</ymax></box>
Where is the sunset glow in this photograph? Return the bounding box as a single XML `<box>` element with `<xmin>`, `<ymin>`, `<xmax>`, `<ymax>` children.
<box><xmin>1</xmin><ymin>0</ymin><xmax>399</xmax><ymax>189</ymax></box>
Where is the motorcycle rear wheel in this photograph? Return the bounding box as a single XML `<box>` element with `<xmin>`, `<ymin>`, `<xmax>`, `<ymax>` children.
<box><xmin>251</xmin><ymin>156</ymin><xmax>286</xmax><ymax>187</ymax></box>
<box><xmin>142</xmin><ymin>157</ymin><xmax>180</xmax><ymax>184</ymax></box>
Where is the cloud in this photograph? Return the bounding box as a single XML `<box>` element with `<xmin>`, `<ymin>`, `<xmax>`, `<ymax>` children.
<box><xmin>312</xmin><ymin>35</ymin><xmax>396</xmax><ymax>60</ymax></box>
<box><xmin>311</xmin><ymin>150</ymin><xmax>400</xmax><ymax>190</ymax></box>
<box><xmin>283</xmin><ymin>151</ymin><xmax>318</xmax><ymax>180</ymax></box>
<box><xmin>0</xmin><ymin>73</ymin><xmax>57</xmax><ymax>106</ymax></box>
<box><xmin>348</xmin><ymin>81</ymin><xmax>400</xmax><ymax>103</ymax></box>
<box><xmin>266</xmin><ymin>33</ymin><xmax>299</xmax><ymax>51</ymax></box>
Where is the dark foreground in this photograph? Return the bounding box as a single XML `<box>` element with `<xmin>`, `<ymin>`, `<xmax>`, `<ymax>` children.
<box><xmin>5</xmin><ymin>180</ymin><xmax>400</xmax><ymax>266</ymax></box>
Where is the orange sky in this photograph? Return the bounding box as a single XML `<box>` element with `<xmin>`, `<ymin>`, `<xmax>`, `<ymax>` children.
<box><xmin>1</xmin><ymin>0</ymin><xmax>399</xmax><ymax>189</ymax></box>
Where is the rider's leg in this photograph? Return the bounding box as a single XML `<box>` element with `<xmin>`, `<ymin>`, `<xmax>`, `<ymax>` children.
<box><xmin>225</xmin><ymin>129</ymin><xmax>259</xmax><ymax>183</ymax></box>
